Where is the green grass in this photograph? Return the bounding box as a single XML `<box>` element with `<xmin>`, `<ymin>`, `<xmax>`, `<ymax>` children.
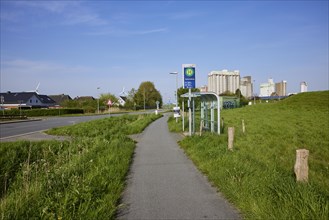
<box><xmin>0</xmin><ymin>113</ymin><xmax>161</xmax><ymax>219</ymax></box>
<box><xmin>168</xmin><ymin>91</ymin><xmax>329</xmax><ymax>219</ymax></box>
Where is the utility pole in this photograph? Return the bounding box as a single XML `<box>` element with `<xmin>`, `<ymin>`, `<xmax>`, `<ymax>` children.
<box><xmin>170</xmin><ymin>72</ymin><xmax>179</xmax><ymax>122</ymax></box>
<box><xmin>97</xmin><ymin>87</ymin><xmax>100</xmax><ymax>114</ymax></box>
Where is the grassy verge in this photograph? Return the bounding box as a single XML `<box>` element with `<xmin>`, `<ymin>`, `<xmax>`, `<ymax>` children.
<box><xmin>168</xmin><ymin>91</ymin><xmax>329</xmax><ymax>219</ymax></box>
<box><xmin>0</xmin><ymin>113</ymin><xmax>161</xmax><ymax>219</ymax></box>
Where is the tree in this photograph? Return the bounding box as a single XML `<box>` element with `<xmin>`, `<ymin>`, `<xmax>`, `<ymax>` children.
<box><xmin>123</xmin><ymin>88</ymin><xmax>137</xmax><ymax>110</ymax></box>
<box><xmin>134</xmin><ymin>81</ymin><xmax>162</xmax><ymax>109</ymax></box>
<box><xmin>100</xmin><ymin>93</ymin><xmax>118</xmax><ymax>110</ymax></box>
<box><xmin>177</xmin><ymin>87</ymin><xmax>200</xmax><ymax>110</ymax></box>
<box><xmin>235</xmin><ymin>89</ymin><xmax>248</xmax><ymax>106</ymax></box>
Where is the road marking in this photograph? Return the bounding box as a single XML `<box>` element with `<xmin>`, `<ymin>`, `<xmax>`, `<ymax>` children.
<box><xmin>0</xmin><ymin>130</ymin><xmax>47</xmax><ymax>140</ymax></box>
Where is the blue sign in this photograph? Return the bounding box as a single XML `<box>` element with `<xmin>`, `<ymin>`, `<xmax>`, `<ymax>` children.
<box><xmin>184</xmin><ymin>67</ymin><xmax>196</xmax><ymax>89</ymax></box>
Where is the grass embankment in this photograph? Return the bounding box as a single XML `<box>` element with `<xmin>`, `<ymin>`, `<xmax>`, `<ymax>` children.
<box><xmin>0</xmin><ymin>114</ymin><xmax>161</xmax><ymax>219</ymax></box>
<box><xmin>168</xmin><ymin>91</ymin><xmax>329</xmax><ymax>219</ymax></box>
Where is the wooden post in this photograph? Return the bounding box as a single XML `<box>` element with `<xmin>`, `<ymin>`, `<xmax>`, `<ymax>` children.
<box><xmin>294</xmin><ymin>149</ymin><xmax>309</xmax><ymax>182</ymax></box>
<box><xmin>228</xmin><ymin>127</ymin><xmax>235</xmax><ymax>151</ymax></box>
<box><xmin>199</xmin><ymin>120</ymin><xmax>203</xmax><ymax>136</ymax></box>
<box><xmin>242</xmin><ymin>119</ymin><xmax>245</xmax><ymax>134</ymax></box>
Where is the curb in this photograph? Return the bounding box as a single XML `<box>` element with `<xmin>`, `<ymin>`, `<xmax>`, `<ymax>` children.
<box><xmin>0</xmin><ymin>118</ymin><xmax>43</xmax><ymax>124</ymax></box>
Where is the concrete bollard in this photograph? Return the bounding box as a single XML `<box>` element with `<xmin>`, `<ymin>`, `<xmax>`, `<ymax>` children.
<box><xmin>228</xmin><ymin>127</ymin><xmax>235</xmax><ymax>151</ymax></box>
<box><xmin>242</xmin><ymin>119</ymin><xmax>245</xmax><ymax>134</ymax></box>
<box><xmin>294</xmin><ymin>149</ymin><xmax>309</xmax><ymax>182</ymax></box>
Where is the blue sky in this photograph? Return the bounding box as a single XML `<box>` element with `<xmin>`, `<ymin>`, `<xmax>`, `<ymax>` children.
<box><xmin>1</xmin><ymin>1</ymin><xmax>328</xmax><ymax>102</ymax></box>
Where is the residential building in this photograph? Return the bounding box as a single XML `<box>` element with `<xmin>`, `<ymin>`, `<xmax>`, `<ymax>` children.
<box><xmin>49</xmin><ymin>94</ymin><xmax>72</xmax><ymax>106</ymax></box>
<box><xmin>208</xmin><ymin>69</ymin><xmax>240</xmax><ymax>95</ymax></box>
<box><xmin>300</xmin><ymin>82</ymin><xmax>308</xmax><ymax>93</ymax></box>
<box><xmin>240</xmin><ymin>76</ymin><xmax>253</xmax><ymax>98</ymax></box>
<box><xmin>0</xmin><ymin>92</ymin><xmax>56</xmax><ymax>109</ymax></box>
<box><xmin>260</xmin><ymin>78</ymin><xmax>275</xmax><ymax>97</ymax></box>
<box><xmin>74</xmin><ymin>96</ymin><xmax>95</xmax><ymax>101</ymax></box>
<box><xmin>275</xmin><ymin>80</ymin><xmax>287</xmax><ymax>96</ymax></box>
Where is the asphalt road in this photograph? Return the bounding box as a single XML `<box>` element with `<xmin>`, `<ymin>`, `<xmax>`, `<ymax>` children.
<box><xmin>118</xmin><ymin>114</ymin><xmax>240</xmax><ymax>219</ymax></box>
<box><xmin>0</xmin><ymin>110</ymin><xmax>160</xmax><ymax>140</ymax></box>
<box><xmin>0</xmin><ymin>114</ymin><xmax>113</xmax><ymax>140</ymax></box>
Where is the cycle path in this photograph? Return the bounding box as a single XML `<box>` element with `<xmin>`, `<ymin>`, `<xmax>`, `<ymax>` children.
<box><xmin>118</xmin><ymin>114</ymin><xmax>240</xmax><ymax>219</ymax></box>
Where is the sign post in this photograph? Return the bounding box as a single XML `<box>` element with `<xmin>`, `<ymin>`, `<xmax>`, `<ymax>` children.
<box><xmin>183</xmin><ymin>64</ymin><xmax>196</xmax><ymax>136</ymax></box>
<box><xmin>107</xmin><ymin>99</ymin><xmax>112</xmax><ymax>116</ymax></box>
<box><xmin>156</xmin><ymin>101</ymin><xmax>160</xmax><ymax>115</ymax></box>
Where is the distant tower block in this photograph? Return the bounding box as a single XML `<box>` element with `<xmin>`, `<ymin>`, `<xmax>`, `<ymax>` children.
<box><xmin>300</xmin><ymin>82</ymin><xmax>308</xmax><ymax>93</ymax></box>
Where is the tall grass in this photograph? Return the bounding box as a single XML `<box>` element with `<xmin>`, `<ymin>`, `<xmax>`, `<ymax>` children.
<box><xmin>1</xmin><ymin>113</ymin><xmax>161</xmax><ymax>219</ymax></box>
<box><xmin>169</xmin><ymin>91</ymin><xmax>329</xmax><ymax>219</ymax></box>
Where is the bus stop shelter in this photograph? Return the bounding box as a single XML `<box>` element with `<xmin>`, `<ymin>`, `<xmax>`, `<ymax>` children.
<box><xmin>181</xmin><ymin>92</ymin><xmax>221</xmax><ymax>135</ymax></box>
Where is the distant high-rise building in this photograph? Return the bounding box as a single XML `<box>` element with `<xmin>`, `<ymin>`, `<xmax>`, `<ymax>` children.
<box><xmin>208</xmin><ymin>69</ymin><xmax>240</xmax><ymax>95</ymax></box>
<box><xmin>260</xmin><ymin>78</ymin><xmax>275</xmax><ymax>97</ymax></box>
<box><xmin>275</xmin><ymin>80</ymin><xmax>287</xmax><ymax>96</ymax></box>
<box><xmin>300</xmin><ymin>81</ymin><xmax>308</xmax><ymax>93</ymax></box>
<box><xmin>240</xmin><ymin>76</ymin><xmax>253</xmax><ymax>98</ymax></box>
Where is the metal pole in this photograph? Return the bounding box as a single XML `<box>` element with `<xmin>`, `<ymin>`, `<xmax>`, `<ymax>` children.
<box><xmin>170</xmin><ymin>72</ymin><xmax>179</xmax><ymax>123</ymax></box>
<box><xmin>182</xmin><ymin>100</ymin><xmax>184</xmax><ymax>132</ymax></box>
<box><xmin>189</xmin><ymin>88</ymin><xmax>192</xmax><ymax>136</ymax></box>
<box><xmin>97</xmin><ymin>87</ymin><xmax>100</xmax><ymax>114</ymax></box>
<box><xmin>192</xmin><ymin>98</ymin><xmax>195</xmax><ymax>134</ymax></box>
<box><xmin>175</xmin><ymin>74</ymin><xmax>178</xmax><ymax>122</ymax></box>
<box><xmin>218</xmin><ymin>97</ymin><xmax>221</xmax><ymax>134</ymax></box>
<box><xmin>0</xmin><ymin>96</ymin><xmax>4</xmax><ymax>116</ymax></box>
<box><xmin>19</xmin><ymin>101</ymin><xmax>22</xmax><ymax>118</ymax></box>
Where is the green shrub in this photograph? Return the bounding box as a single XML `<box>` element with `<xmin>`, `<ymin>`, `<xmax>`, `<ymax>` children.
<box><xmin>3</xmin><ymin>108</ymin><xmax>84</xmax><ymax>117</ymax></box>
<box><xmin>0</xmin><ymin>113</ymin><xmax>162</xmax><ymax>219</ymax></box>
<box><xmin>170</xmin><ymin>91</ymin><xmax>329</xmax><ymax>219</ymax></box>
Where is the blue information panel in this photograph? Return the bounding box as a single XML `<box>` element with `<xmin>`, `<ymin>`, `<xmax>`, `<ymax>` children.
<box><xmin>184</xmin><ymin>67</ymin><xmax>196</xmax><ymax>89</ymax></box>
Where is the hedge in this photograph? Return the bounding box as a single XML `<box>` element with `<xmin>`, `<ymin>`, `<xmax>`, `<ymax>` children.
<box><xmin>2</xmin><ymin>108</ymin><xmax>84</xmax><ymax>117</ymax></box>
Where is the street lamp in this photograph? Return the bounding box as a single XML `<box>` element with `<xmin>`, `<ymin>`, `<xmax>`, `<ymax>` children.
<box><xmin>169</xmin><ymin>72</ymin><xmax>178</xmax><ymax>122</ymax></box>
<box><xmin>97</xmin><ymin>87</ymin><xmax>100</xmax><ymax>114</ymax></box>
<box><xmin>0</xmin><ymin>95</ymin><xmax>4</xmax><ymax>116</ymax></box>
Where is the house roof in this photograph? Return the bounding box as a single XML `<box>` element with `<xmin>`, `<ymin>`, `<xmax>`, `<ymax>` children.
<box><xmin>74</xmin><ymin>96</ymin><xmax>95</xmax><ymax>101</ymax></box>
<box><xmin>38</xmin><ymin>95</ymin><xmax>57</xmax><ymax>104</ymax></box>
<box><xmin>49</xmin><ymin>94</ymin><xmax>72</xmax><ymax>105</ymax></box>
<box><xmin>0</xmin><ymin>92</ymin><xmax>56</xmax><ymax>105</ymax></box>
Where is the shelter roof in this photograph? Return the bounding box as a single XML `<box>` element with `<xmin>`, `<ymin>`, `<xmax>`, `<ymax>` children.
<box><xmin>180</xmin><ymin>92</ymin><xmax>219</xmax><ymax>102</ymax></box>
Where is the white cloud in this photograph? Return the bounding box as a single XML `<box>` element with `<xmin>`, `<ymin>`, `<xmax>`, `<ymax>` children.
<box><xmin>1</xmin><ymin>59</ymin><xmax>92</xmax><ymax>76</ymax></box>
<box><xmin>13</xmin><ymin>1</ymin><xmax>108</xmax><ymax>26</ymax></box>
<box><xmin>169</xmin><ymin>11</ymin><xmax>203</xmax><ymax>20</ymax></box>
<box><xmin>87</xmin><ymin>27</ymin><xmax>168</xmax><ymax>36</ymax></box>
<box><xmin>0</xmin><ymin>59</ymin><xmax>128</xmax><ymax>97</ymax></box>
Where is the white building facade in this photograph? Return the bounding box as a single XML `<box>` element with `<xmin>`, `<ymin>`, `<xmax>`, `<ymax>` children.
<box><xmin>240</xmin><ymin>76</ymin><xmax>253</xmax><ymax>98</ymax></box>
<box><xmin>300</xmin><ymin>82</ymin><xmax>308</xmax><ymax>93</ymax></box>
<box><xmin>275</xmin><ymin>80</ymin><xmax>287</xmax><ymax>96</ymax></box>
<box><xmin>260</xmin><ymin>78</ymin><xmax>275</xmax><ymax>97</ymax></box>
<box><xmin>208</xmin><ymin>70</ymin><xmax>240</xmax><ymax>95</ymax></box>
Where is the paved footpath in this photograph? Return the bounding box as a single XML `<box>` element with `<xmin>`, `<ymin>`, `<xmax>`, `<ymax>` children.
<box><xmin>118</xmin><ymin>114</ymin><xmax>240</xmax><ymax>220</ymax></box>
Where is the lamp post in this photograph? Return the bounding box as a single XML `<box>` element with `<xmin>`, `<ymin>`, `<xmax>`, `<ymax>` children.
<box><xmin>0</xmin><ymin>96</ymin><xmax>4</xmax><ymax>116</ymax></box>
<box><xmin>97</xmin><ymin>87</ymin><xmax>100</xmax><ymax>114</ymax></box>
<box><xmin>18</xmin><ymin>100</ymin><xmax>23</xmax><ymax>118</ymax></box>
<box><xmin>170</xmin><ymin>72</ymin><xmax>179</xmax><ymax>122</ymax></box>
